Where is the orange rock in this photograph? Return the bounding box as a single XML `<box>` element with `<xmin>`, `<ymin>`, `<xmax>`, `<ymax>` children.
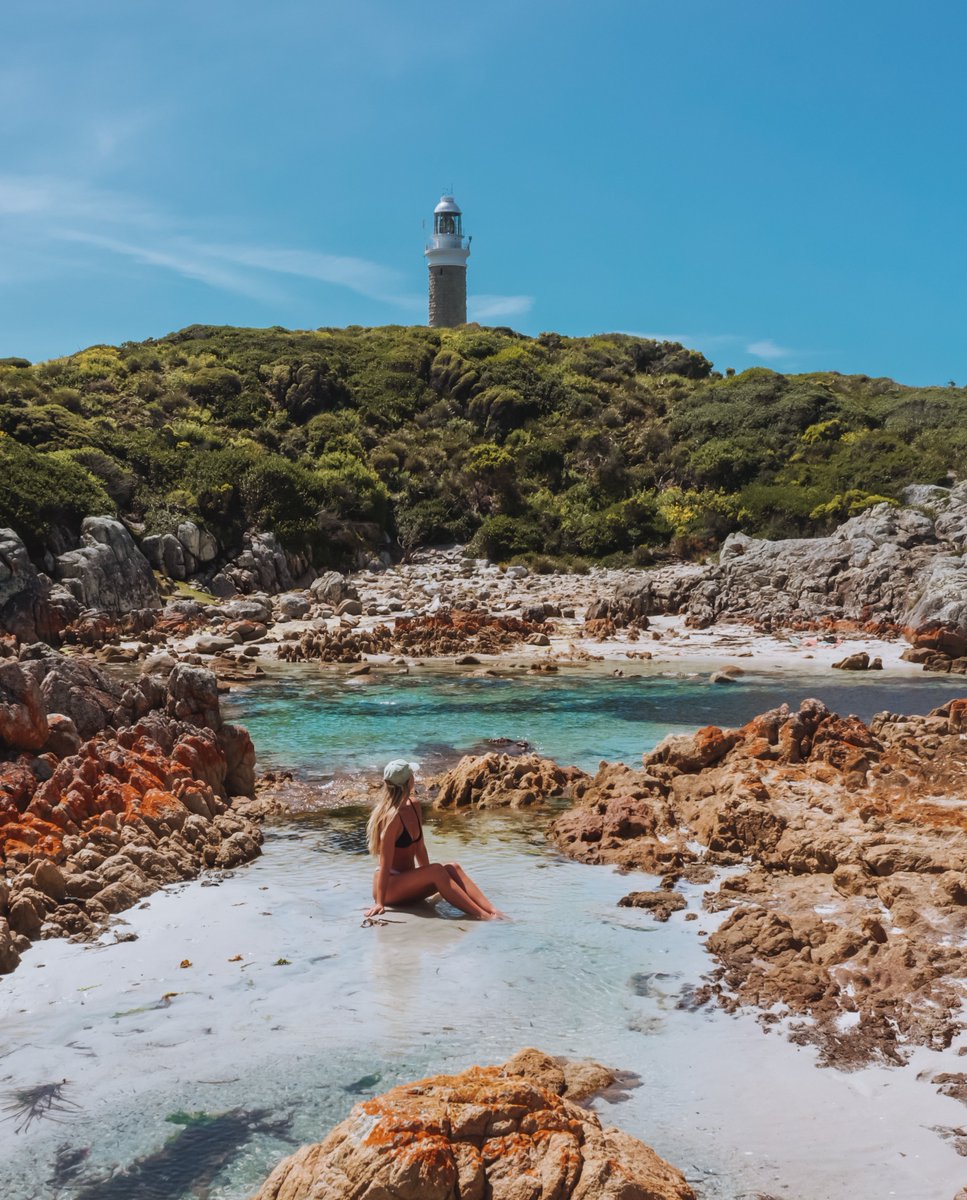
<box><xmin>552</xmin><ymin>696</ymin><xmax>967</xmax><ymax>1066</ymax></box>
<box><xmin>250</xmin><ymin>1056</ymin><xmax>694</xmax><ymax>1200</ymax></box>
<box><xmin>431</xmin><ymin>753</ymin><xmax>586</xmax><ymax>810</ymax></box>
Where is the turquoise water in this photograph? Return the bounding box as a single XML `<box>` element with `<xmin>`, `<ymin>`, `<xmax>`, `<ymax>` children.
<box><xmin>224</xmin><ymin>663</ymin><xmax>967</xmax><ymax>778</ymax></box>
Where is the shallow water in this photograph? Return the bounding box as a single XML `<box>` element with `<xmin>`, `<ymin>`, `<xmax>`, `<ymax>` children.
<box><xmin>1</xmin><ymin>667</ymin><xmax>965</xmax><ymax>1200</ymax></box>
<box><xmin>226</xmin><ymin>662</ymin><xmax>967</xmax><ymax>777</ymax></box>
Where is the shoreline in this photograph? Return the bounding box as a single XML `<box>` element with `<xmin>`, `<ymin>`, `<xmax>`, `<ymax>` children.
<box><xmin>170</xmin><ymin>611</ymin><xmax>926</xmax><ymax>684</ymax></box>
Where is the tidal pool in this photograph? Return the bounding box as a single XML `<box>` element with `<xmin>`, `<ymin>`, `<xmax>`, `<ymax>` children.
<box><xmin>1</xmin><ymin>667</ymin><xmax>965</xmax><ymax>1200</ymax></box>
<box><xmin>224</xmin><ymin>661</ymin><xmax>967</xmax><ymax>777</ymax></box>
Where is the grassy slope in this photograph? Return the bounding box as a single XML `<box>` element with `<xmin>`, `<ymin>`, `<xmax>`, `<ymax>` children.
<box><xmin>1</xmin><ymin>323</ymin><xmax>964</xmax><ymax>566</ymax></box>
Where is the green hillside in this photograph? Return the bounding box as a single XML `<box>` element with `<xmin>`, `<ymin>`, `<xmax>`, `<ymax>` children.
<box><xmin>2</xmin><ymin>323</ymin><xmax>965</xmax><ymax>568</ymax></box>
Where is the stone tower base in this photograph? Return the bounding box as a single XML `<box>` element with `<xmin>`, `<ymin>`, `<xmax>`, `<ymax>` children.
<box><xmin>428</xmin><ymin>266</ymin><xmax>467</xmax><ymax>327</ymax></box>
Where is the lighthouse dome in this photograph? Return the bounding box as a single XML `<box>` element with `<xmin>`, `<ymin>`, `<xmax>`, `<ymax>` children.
<box><xmin>434</xmin><ymin>195</ymin><xmax>462</xmax><ymax>215</ymax></box>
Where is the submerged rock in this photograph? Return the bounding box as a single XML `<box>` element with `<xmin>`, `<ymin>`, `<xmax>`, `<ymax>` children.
<box><xmin>250</xmin><ymin>1051</ymin><xmax>694</xmax><ymax>1200</ymax></box>
<box><xmin>618</xmin><ymin>890</ymin><xmax>687</xmax><ymax>921</ymax></box>
<box><xmin>71</xmin><ymin>1107</ymin><xmax>285</xmax><ymax>1200</ymax></box>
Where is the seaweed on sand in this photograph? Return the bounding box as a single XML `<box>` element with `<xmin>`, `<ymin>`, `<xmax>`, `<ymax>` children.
<box><xmin>47</xmin><ymin>1144</ymin><xmax>90</xmax><ymax>1188</ymax></box>
<box><xmin>2</xmin><ymin>1080</ymin><xmax>81</xmax><ymax>1134</ymax></box>
<box><xmin>69</xmin><ymin>1107</ymin><xmax>290</xmax><ymax>1200</ymax></box>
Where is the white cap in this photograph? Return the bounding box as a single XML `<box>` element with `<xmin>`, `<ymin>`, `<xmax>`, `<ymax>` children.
<box><xmin>383</xmin><ymin>759</ymin><xmax>417</xmax><ymax>786</ymax></box>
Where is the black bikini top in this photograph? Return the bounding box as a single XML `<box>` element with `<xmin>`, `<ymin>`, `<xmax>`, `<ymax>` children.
<box><xmin>395</xmin><ymin>806</ymin><xmax>423</xmax><ymax>849</ymax></box>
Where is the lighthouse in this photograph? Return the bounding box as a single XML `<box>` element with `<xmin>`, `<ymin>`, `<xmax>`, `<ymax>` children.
<box><xmin>425</xmin><ymin>193</ymin><xmax>470</xmax><ymax>327</ymax></box>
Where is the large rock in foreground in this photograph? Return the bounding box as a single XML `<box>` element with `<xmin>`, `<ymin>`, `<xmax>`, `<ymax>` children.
<box><xmin>251</xmin><ymin>1050</ymin><xmax>694</xmax><ymax>1200</ymax></box>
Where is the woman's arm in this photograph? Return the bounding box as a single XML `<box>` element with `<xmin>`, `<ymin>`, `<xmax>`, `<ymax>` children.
<box><xmin>414</xmin><ymin>803</ymin><xmax>430</xmax><ymax>869</ymax></box>
<box><xmin>366</xmin><ymin>817</ymin><xmax>399</xmax><ymax>916</ymax></box>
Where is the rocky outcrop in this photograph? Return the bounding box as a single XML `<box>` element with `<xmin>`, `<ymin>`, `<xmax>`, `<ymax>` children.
<box><xmin>585</xmin><ymin>578</ymin><xmax>652</xmax><ymax>630</ymax></box>
<box><xmin>0</xmin><ymin>658</ymin><xmax>49</xmax><ymax>751</ymax></box>
<box><xmin>143</xmin><ymin>524</ymin><xmax>314</xmax><ymax>598</ymax></box>
<box><xmin>0</xmin><ymin>528</ymin><xmax>79</xmax><ymax>643</ymax></box>
<box><xmin>55</xmin><ymin>516</ymin><xmax>161</xmax><ymax>613</ymax></box>
<box><xmin>309</xmin><ymin>570</ymin><xmax>357</xmax><ymax>606</ymax></box>
<box><xmin>625</xmin><ymin>486</ymin><xmax>967</xmax><ymax>642</ymax></box>
<box><xmin>15</xmin><ymin>644</ymin><xmax>166</xmax><ymax>739</ymax></box>
<box><xmin>211</xmin><ymin>532</ymin><xmax>314</xmax><ymax>597</ymax></box>
<box><xmin>142</xmin><ymin>520</ymin><xmax>219</xmax><ymax>581</ymax></box>
<box><xmin>902</xmin><ymin>626</ymin><xmax>967</xmax><ymax>675</ymax></box>
<box><xmin>0</xmin><ymin>649</ymin><xmax>259</xmax><ymax>973</ymax></box>
<box><xmin>551</xmin><ymin>696</ymin><xmax>967</xmax><ymax>1066</ymax></box>
<box><xmin>430</xmin><ymin>753</ymin><xmax>587</xmax><ymax>809</ymax></box>
<box><xmin>250</xmin><ymin>1050</ymin><xmax>694</xmax><ymax>1200</ymax></box>
<box><xmin>278</xmin><ymin>612</ymin><xmax>554</xmax><ymax>664</ymax></box>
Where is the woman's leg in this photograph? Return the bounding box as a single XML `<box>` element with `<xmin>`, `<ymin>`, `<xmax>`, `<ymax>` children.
<box><xmin>384</xmin><ymin>864</ymin><xmax>494</xmax><ymax>919</ymax></box>
<box><xmin>444</xmin><ymin>862</ymin><xmax>503</xmax><ymax>916</ymax></box>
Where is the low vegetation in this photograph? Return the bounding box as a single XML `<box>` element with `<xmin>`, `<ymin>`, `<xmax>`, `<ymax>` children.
<box><xmin>2</xmin><ymin>323</ymin><xmax>963</xmax><ymax>565</ymax></box>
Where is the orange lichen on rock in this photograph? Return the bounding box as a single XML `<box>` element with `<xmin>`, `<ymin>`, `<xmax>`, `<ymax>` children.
<box><xmin>0</xmin><ymin>651</ymin><xmax>262</xmax><ymax>975</ymax></box>
<box><xmin>278</xmin><ymin>610</ymin><xmax>553</xmax><ymax>664</ymax></box>
<box><xmin>250</xmin><ymin>1052</ymin><xmax>694</xmax><ymax>1200</ymax></box>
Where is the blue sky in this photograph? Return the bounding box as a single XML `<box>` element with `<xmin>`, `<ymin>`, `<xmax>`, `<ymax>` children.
<box><xmin>1</xmin><ymin>0</ymin><xmax>965</xmax><ymax>383</ymax></box>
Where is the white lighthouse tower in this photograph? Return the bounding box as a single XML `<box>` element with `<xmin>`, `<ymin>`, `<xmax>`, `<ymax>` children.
<box><xmin>425</xmin><ymin>193</ymin><xmax>470</xmax><ymax>327</ymax></box>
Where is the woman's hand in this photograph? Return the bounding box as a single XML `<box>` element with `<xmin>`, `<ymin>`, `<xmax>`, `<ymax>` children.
<box><xmin>364</xmin><ymin>904</ymin><xmax>385</xmax><ymax>918</ymax></box>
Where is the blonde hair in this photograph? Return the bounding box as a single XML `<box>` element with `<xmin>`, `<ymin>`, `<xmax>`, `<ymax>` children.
<box><xmin>366</xmin><ymin>780</ymin><xmax>409</xmax><ymax>857</ymax></box>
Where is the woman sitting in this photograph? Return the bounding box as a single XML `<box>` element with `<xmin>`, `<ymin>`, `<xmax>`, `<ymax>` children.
<box><xmin>365</xmin><ymin>759</ymin><xmax>504</xmax><ymax>920</ymax></box>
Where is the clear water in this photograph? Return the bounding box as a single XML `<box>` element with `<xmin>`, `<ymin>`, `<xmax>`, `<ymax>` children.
<box><xmin>1</xmin><ymin>666</ymin><xmax>965</xmax><ymax>1200</ymax></box>
<box><xmin>224</xmin><ymin>662</ymin><xmax>967</xmax><ymax>777</ymax></box>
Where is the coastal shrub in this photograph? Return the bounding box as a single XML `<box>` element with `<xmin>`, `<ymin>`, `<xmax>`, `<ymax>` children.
<box><xmin>395</xmin><ymin>497</ymin><xmax>473</xmax><ymax>553</ymax></box>
<box><xmin>49</xmin><ymin>448</ymin><xmax>138</xmax><ymax>508</ymax></box>
<box><xmin>0</xmin><ymin>435</ymin><xmax>112</xmax><ymax>550</ymax></box>
<box><xmin>1</xmin><ymin>321</ymin><xmax>965</xmax><ymax>567</ymax></box>
<box><xmin>684</xmin><ymin>437</ymin><xmax>768</xmax><ymax>489</ymax></box>
<box><xmin>259</xmin><ymin>357</ymin><xmax>349</xmax><ymax>421</ymax></box>
<box><xmin>0</xmin><ymin>403</ymin><xmax>95</xmax><ymax>450</ymax></box>
<box><xmin>657</xmin><ymin>487</ymin><xmax>748</xmax><ymax>545</ymax></box>
<box><xmin>429</xmin><ymin>349</ymin><xmax>479</xmax><ymax>401</ymax></box>
<box><xmin>314</xmin><ymin>451</ymin><xmax>390</xmax><ymax>523</ymax></box>
<box><xmin>809</xmin><ymin>490</ymin><xmax>898</xmax><ymax>525</ymax></box>
<box><xmin>466</xmin><ymin>385</ymin><xmax>538</xmax><ymax>437</ymax></box>
<box><xmin>467</xmin><ymin>514</ymin><xmax>542</xmax><ymax>561</ymax></box>
<box><xmin>738</xmin><ymin>481</ymin><xmax>826</xmax><ymax>536</ymax></box>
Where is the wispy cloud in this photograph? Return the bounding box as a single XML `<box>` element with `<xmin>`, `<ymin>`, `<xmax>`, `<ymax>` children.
<box><xmin>632</xmin><ymin>331</ymin><xmax>740</xmax><ymax>348</ymax></box>
<box><xmin>470</xmin><ymin>294</ymin><xmax>534</xmax><ymax>320</ymax></box>
<box><xmin>57</xmin><ymin>230</ymin><xmax>288</xmax><ymax>303</ymax></box>
<box><xmin>0</xmin><ymin>171</ymin><xmax>531</xmax><ymax>321</ymax></box>
<box><xmin>746</xmin><ymin>338</ymin><xmax>793</xmax><ymax>360</ymax></box>
<box><xmin>628</xmin><ymin>329</ymin><xmax>804</xmax><ymax>365</ymax></box>
<box><xmin>0</xmin><ymin>175</ymin><xmax>159</xmax><ymax>226</ymax></box>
